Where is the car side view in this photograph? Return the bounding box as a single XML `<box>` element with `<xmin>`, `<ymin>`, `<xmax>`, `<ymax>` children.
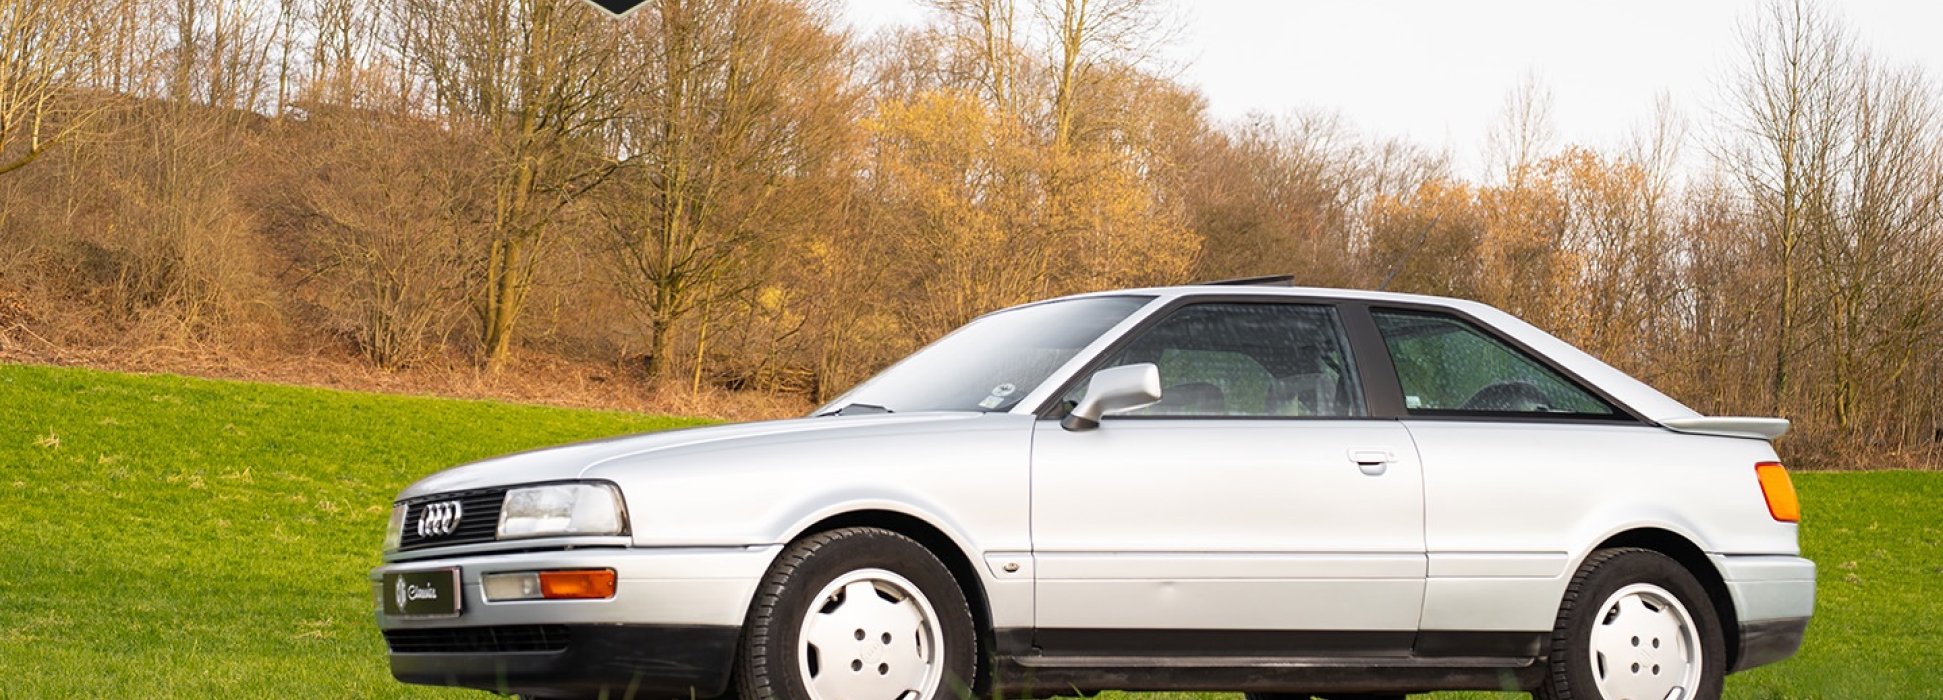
<box><xmin>372</xmin><ymin>282</ymin><xmax>1815</xmax><ymax>700</ymax></box>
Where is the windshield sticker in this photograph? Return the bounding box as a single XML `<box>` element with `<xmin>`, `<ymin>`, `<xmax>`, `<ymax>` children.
<box><xmin>978</xmin><ymin>395</ymin><xmax>1005</xmax><ymax>409</ymax></box>
<box><xmin>991</xmin><ymin>383</ymin><xmax>1017</xmax><ymax>397</ymax></box>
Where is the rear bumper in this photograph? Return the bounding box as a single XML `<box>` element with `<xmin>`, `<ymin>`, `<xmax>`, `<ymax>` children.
<box><xmin>1733</xmin><ymin>617</ymin><xmax>1810</xmax><ymax>673</ymax></box>
<box><xmin>386</xmin><ymin>623</ymin><xmax>739</xmax><ymax>699</ymax></box>
<box><xmin>1713</xmin><ymin>554</ymin><xmax>1815</xmax><ymax>672</ymax></box>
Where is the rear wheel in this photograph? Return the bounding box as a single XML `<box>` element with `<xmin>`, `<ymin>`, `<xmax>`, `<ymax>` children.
<box><xmin>1536</xmin><ymin>548</ymin><xmax>1725</xmax><ymax>700</ymax></box>
<box><xmin>736</xmin><ymin>527</ymin><xmax>977</xmax><ymax>700</ymax></box>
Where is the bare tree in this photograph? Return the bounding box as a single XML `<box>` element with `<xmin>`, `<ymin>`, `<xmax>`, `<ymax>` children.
<box><xmin>598</xmin><ymin>0</ymin><xmax>856</xmax><ymax>383</ymax></box>
<box><xmin>0</xmin><ymin>0</ymin><xmax>103</xmax><ymax>176</ymax></box>
<box><xmin>1037</xmin><ymin>0</ymin><xmax>1168</xmax><ymax>151</ymax></box>
<box><xmin>1183</xmin><ymin>111</ymin><xmax>1413</xmax><ymax>288</ymax></box>
<box><xmin>163</xmin><ymin>0</ymin><xmax>284</xmax><ymax>112</ymax></box>
<box><xmin>289</xmin><ymin>108</ymin><xmax>479</xmax><ymax>367</ymax></box>
<box><xmin>1806</xmin><ymin>61</ymin><xmax>1943</xmax><ymax>432</ymax></box>
<box><xmin>1722</xmin><ymin>0</ymin><xmax>1855</xmax><ymax>414</ymax></box>
<box><xmin>927</xmin><ymin>0</ymin><xmax>1022</xmax><ymax>111</ymax></box>
<box><xmin>1486</xmin><ymin>71</ymin><xmax>1556</xmax><ymax>188</ymax></box>
<box><xmin>399</xmin><ymin>0</ymin><xmax>627</xmax><ymax>369</ymax></box>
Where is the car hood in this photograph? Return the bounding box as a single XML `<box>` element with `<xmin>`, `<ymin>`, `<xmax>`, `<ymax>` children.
<box><xmin>395</xmin><ymin>412</ymin><xmax>982</xmax><ymax>500</ymax></box>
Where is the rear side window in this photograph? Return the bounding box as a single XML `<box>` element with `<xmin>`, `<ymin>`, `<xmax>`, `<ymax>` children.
<box><xmin>1371</xmin><ymin>309</ymin><xmax>1617</xmax><ymax>417</ymax></box>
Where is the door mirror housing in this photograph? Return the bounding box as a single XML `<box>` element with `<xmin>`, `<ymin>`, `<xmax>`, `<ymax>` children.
<box><xmin>1061</xmin><ymin>363</ymin><xmax>1163</xmax><ymax>431</ymax></box>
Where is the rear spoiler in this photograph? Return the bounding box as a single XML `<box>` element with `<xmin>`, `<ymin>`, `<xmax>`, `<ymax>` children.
<box><xmin>1657</xmin><ymin>416</ymin><xmax>1789</xmax><ymax>441</ymax></box>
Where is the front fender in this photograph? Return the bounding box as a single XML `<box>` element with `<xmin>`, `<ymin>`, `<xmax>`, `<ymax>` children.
<box><xmin>586</xmin><ymin>413</ymin><xmax>1034</xmax><ymax>555</ymax></box>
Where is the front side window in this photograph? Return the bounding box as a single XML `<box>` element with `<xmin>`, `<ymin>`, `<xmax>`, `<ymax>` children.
<box><xmin>1371</xmin><ymin>309</ymin><xmax>1617</xmax><ymax>417</ymax></box>
<box><xmin>1070</xmin><ymin>303</ymin><xmax>1366</xmax><ymax>418</ymax></box>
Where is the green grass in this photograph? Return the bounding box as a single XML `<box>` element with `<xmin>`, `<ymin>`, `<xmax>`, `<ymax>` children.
<box><xmin>0</xmin><ymin>362</ymin><xmax>1937</xmax><ymax>698</ymax></box>
<box><xmin>0</xmin><ymin>363</ymin><xmax>710</xmax><ymax>698</ymax></box>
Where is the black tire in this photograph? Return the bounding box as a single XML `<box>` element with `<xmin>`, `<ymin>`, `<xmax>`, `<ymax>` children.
<box><xmin>735</xmin><ymin>527</ymin><xmax>978</xmax><ymax>700</ymax></box>
<box><xmin>1535</xmin><ymin>548</ymin><xmax>1726</xmax><ymax>700</ymax></box>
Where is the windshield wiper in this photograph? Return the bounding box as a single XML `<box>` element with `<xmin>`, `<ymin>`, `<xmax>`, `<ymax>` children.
<box><xmin>816</xmin><ymin>402</ymin><xmax>893</xmax><ymax>417</ymax></box>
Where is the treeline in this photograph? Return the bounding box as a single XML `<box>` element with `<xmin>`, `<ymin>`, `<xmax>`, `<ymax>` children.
<box><xmin>0</xmin><ymin>0</ymin><xmax>1939</xmax><ymax>467</ymax></box>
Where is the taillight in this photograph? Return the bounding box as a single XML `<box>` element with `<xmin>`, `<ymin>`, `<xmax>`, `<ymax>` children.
<box><xmin>1755</xmin><ymin>462</ymin><xmax>1800</xmax><ymax>522</ymax></box>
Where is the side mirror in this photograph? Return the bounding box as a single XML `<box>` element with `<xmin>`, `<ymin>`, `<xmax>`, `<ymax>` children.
<box><xmin>1061</xmin><ymin>363</ymin><xmax>1163</xmax><ymax>431</ymax></box>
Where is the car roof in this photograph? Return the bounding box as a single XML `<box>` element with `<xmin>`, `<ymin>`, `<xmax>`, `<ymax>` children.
<box><xmin>1039</xmin><ymin>284</ymin><xmax>1702</xmax><ymax>423</ymax></box>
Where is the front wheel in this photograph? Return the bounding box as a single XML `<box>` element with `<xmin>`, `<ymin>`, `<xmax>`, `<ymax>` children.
<box><xmin>735</xmin><ymin>527</ymin><xmax>977</xmax><ymax>700</ymax></box>
<box><xmin>1536</xmin><ymin>548</ymin><xmax>1726</xmax><ymax>700</ymax></box>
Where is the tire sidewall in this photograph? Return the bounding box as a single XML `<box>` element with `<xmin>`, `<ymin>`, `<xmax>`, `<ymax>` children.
<box><xmin>1548</xmin><ymin>549</ymin><xmax>1727</xmax><ymax>700</ymax></box>
<box><xmin>740</xmin><ymin>529</ymin><xmax>977</xmax><ymax>700</ymax></box>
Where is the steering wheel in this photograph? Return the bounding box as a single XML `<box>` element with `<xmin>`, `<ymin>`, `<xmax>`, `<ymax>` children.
<box><xmin>1460</xmin><ymin>379</ymin><xmax>1553</xmax><ymax>412</ymax></box>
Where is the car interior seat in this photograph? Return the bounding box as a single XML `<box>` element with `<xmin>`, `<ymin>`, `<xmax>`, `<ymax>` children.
<box><xmin>1154</xmin><ymin>381</ymin><xmax>1226</xmax><ymax>415</ymax></box>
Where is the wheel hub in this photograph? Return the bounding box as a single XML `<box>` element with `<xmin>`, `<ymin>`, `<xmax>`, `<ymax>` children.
<box><xmin>798</xmin><ymin>568</ymin><xmax>943</xmax><ymax>700</ymax></box>
<box><xmin>1588</xmin><ymin>583</ymin><xmax>1702</xmax><ymax>700</ymax></box>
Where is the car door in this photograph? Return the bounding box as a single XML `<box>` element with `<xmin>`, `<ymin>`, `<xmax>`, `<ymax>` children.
<box><xmin>1029</xmin><ymin>300</ymin><xmax>1427</xmax><ymax>657</ymax></box>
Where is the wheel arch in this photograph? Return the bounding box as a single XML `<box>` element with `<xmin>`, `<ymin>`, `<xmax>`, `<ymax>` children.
<box><xmin>1593</xmin><ymin>527</ymin><xmax>1742</xmax><ymax>670</ymax></box>
<box><xmin>790</xmin><ymin>508</ymin><xmax>996</xmax><ymax>691</ymax></box>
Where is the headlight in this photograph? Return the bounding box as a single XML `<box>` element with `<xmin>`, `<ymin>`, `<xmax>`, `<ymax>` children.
<box><xmin>497</xmin><ymin>482</ymin><xmax>628</xmax><ymax>540</ymax></box>
<box><xmin>383</xmin><ymin>503</ymin><xmax>408</xmax><ymax>552</ymax></box>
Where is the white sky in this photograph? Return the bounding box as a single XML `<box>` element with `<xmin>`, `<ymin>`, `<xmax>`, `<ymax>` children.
<box><xmin>837</xmin><ymin>0</ymin><xmax>1943</xmax><ymax>177</ymax></box>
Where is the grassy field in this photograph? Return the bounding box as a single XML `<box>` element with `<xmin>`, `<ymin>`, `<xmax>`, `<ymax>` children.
<box><xmin>0</xmin><ymin>363</ymin><xmax>1938</xmax><ymax>698</ymax></box>
<box><xmin>0</xmin><ymin>363</ymin><xmax>710</xmax><ymax>698</ymax></box>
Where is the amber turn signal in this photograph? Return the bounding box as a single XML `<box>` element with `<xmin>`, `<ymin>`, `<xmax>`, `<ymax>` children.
<box><xmin>1755</xmin><ymin>462</ymin><xmax>1800</xmax><ymax>522</ymax></box>
<box><xmin>539</xmin><ymin>569</ymin><xmax>618</xmax><ymax>600</ymax></box>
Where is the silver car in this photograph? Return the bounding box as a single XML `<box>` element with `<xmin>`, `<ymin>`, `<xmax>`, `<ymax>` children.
<box><xmin>372</xmin><ymin>283</ymin><xmax>1814</xmax><ymax>700</ymax></box>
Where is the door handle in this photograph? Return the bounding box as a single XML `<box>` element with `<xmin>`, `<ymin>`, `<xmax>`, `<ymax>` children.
<box><xmin>1348</xmin><ymin>449</ymin><xmax>1392</xmax><ymax>476</ymax></box>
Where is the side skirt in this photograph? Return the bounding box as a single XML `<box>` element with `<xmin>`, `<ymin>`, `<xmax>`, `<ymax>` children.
<box><xmin>988</xmin><ymin>629</ymin><xmax>1545</xmax><ymax>696</ymax></box>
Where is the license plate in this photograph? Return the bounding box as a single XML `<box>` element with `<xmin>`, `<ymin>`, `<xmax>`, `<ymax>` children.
<box><xmin>383</xmin><ymin>568</ymin><xmax>462</xmax><ymax>618</ymax></box>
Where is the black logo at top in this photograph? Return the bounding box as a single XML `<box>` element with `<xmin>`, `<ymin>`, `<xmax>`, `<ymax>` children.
<box><xmin>584</xmin><ymin>0</ymin><xmax>648</xmax><ymax>15</ymax></box>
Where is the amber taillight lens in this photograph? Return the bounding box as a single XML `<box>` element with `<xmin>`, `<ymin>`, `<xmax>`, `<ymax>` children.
<box><xmin>1755</xmin><ymin>462</ymin><xmax>1800</xmax><ymax>522</ymax></box>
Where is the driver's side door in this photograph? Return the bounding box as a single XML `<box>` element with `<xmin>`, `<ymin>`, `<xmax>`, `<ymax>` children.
<box><xmin>1028</xmin><ymin>301</ymin><xmax>1427</xmax><ymax>656</ymax></box>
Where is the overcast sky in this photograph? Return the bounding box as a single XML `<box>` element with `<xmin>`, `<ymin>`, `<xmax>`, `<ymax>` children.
<box><xmin>837</xmin><ymin>0</ymin><xmax>1943</xmax><ymax>177</ymax></box>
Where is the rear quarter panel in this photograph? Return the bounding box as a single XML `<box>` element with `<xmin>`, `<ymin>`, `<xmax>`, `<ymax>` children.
<box><xmin>1407</xmin><ymin>421</ymin><xmax>1798</xmax><ymax>631</ymax></box>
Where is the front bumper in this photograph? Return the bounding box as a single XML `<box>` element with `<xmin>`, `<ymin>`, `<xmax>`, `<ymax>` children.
<box><xmin>386</xmin><ymin>623</ymin><xmax>739</xmax><ymax>698</ymax></box>
<box><xmin>372</xmin><ymin>545</ymin><xmax>779</xmax><ymax>699</ymax></box>
<box><xmin>1713</xmin><ymin>554</ymin><xmax>1815</xmax><ymax>672</ymax></box>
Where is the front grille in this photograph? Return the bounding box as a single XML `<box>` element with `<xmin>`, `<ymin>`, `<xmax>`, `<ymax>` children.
<box><xmin>384</xmin><ymin>625</ymin><xmax>572</xmax><ymax>653</ymax></box>
<box><xmin>398</xmin><ymin>488</ymin><xmax>506</xmax><ymax>551</ymax></box>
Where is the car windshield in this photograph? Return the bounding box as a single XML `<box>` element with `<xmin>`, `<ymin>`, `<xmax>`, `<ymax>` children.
<box><xmin>817</xmin><ymin>295</ymin><xmax>1154</xmax><ymax>415</ymax></box>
